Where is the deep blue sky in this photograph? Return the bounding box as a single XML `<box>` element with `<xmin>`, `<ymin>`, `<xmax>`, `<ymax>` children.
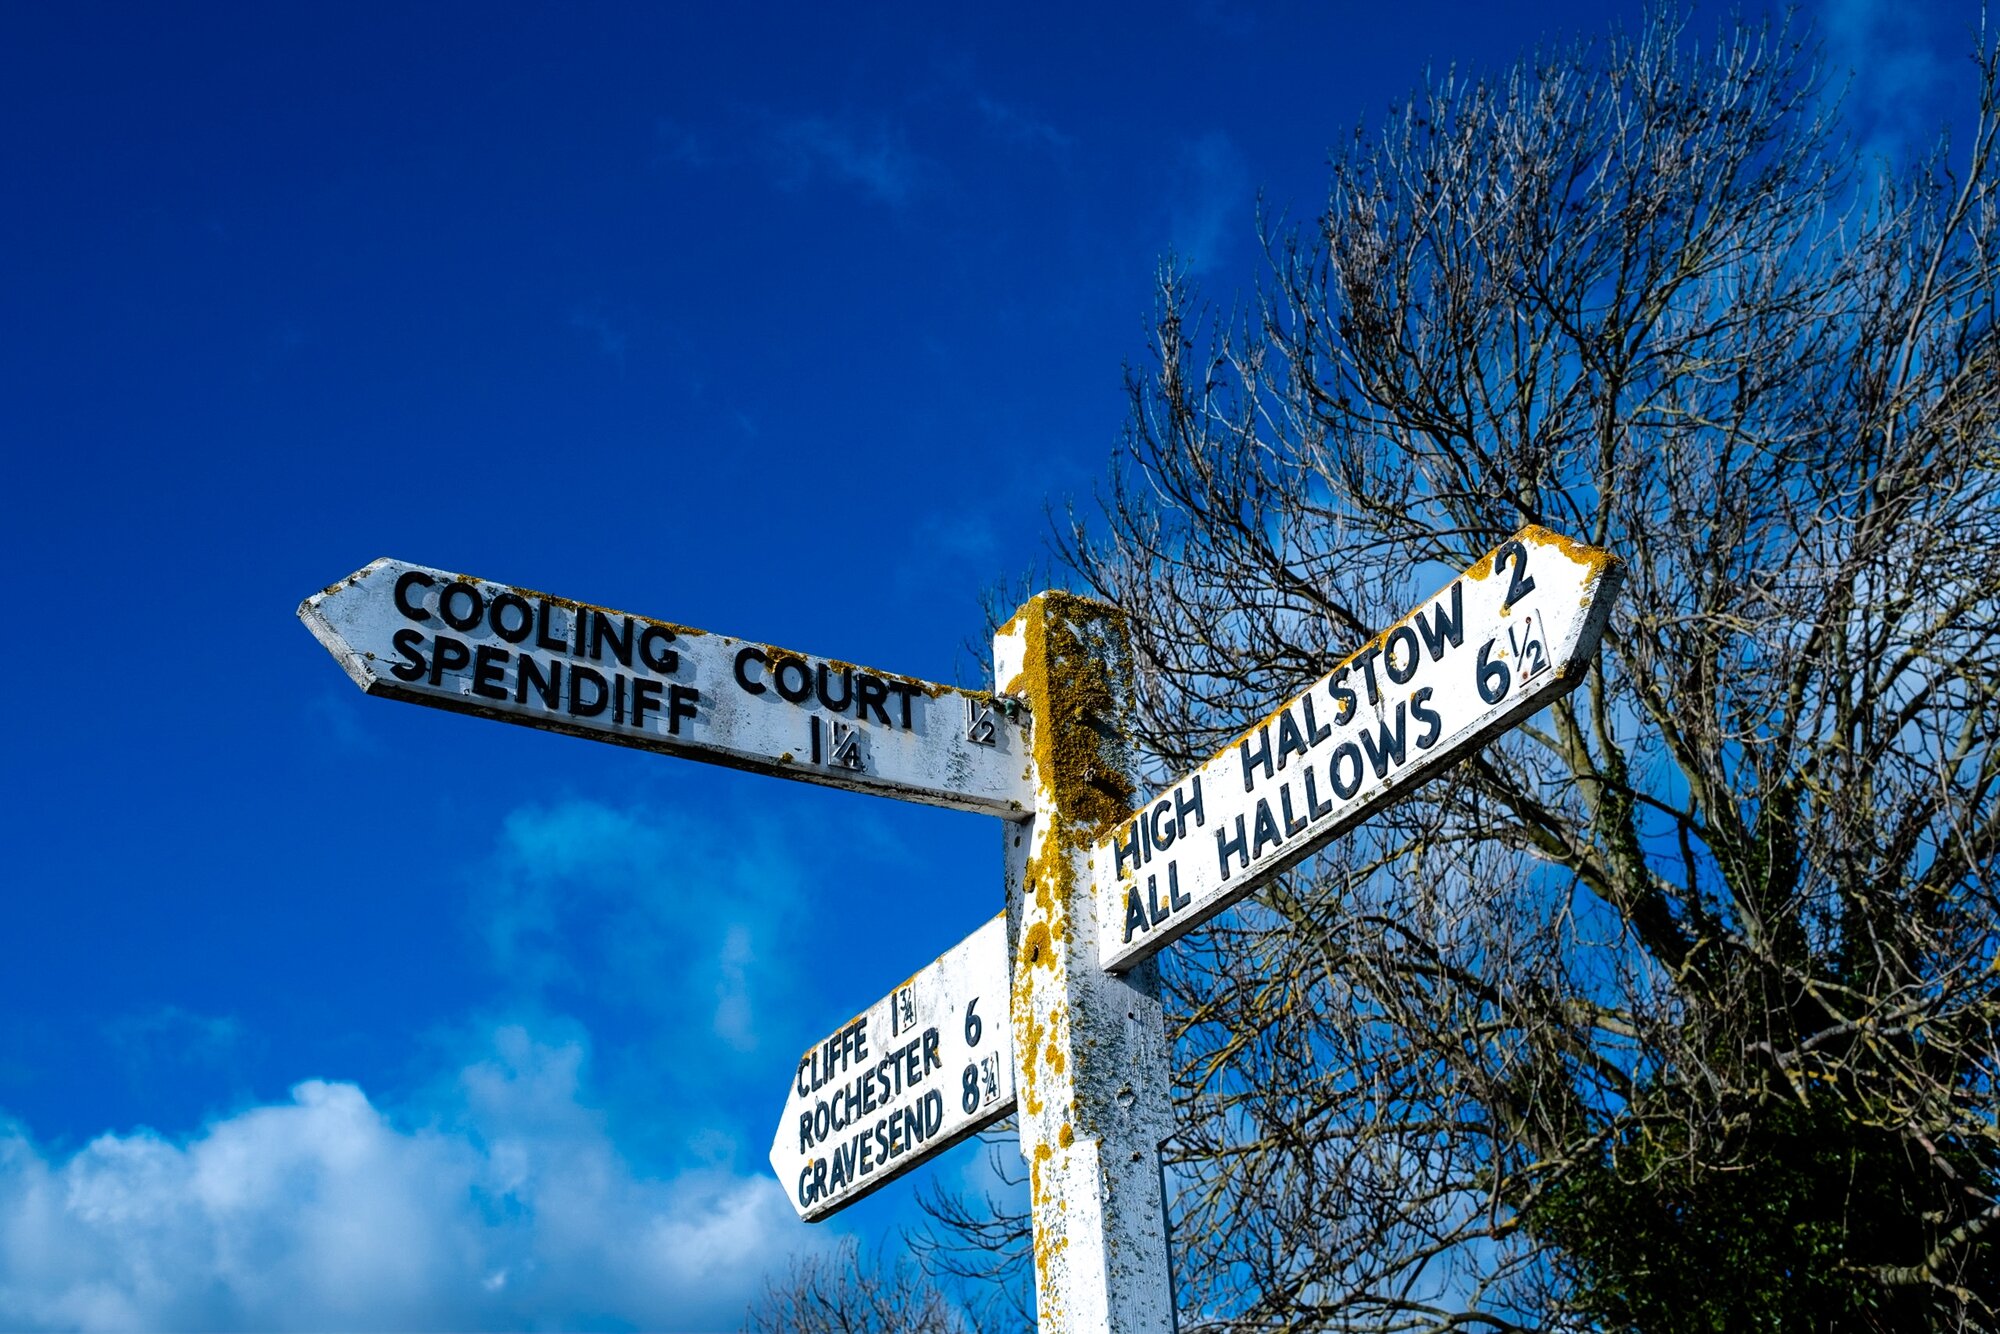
<box><xmin>1</xmin><ymin>2</ymin><xmax>1976</xmax><ymax>1330</ymax></box>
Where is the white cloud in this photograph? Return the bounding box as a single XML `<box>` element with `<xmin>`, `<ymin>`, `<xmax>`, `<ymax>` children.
<box><xmin>768</xmin><ymin>114</ymin><xmax>926</xmax><ymax>206</ymax></box>
<box><xmin>0</xmin><ymin>1025</ymin><xmax>815</xmax><ymax>1332</ymax></box>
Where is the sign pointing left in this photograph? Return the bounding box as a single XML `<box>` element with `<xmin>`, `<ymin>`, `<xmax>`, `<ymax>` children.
<box><xmin>300</xmin><ymin>559</ymin><xmax>1033</xmax><ymax>816</ymax></box>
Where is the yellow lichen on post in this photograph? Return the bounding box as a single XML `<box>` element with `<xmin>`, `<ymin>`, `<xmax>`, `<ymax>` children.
<box><xmin>996</xmin><ymin>592</ymin><xmax>1179</xmax><ymax>1334</ymax></box>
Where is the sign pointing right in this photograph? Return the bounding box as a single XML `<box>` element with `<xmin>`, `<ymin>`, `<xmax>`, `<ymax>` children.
<box><xmin>1095</xmin><ymin>526</ymin><xmax>1623</xmax><ymax>973</ymax></box>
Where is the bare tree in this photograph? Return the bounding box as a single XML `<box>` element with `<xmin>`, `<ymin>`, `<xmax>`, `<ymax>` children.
<box><xmin>1003</xmin><ymin>10</ymin><xmax>1997</xmax><ymax>1332</ymax></box>
<box><xmin>744</xmin><ymin>1235</ymin><xmax>975</xmax><ymax>1334</ymax></box>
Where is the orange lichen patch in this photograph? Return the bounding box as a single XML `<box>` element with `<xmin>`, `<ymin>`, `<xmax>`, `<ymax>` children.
<box><xmin>1058</xmin><ymin>1122</ymin><xmax>1075</xmax><ymax>1148</ymax></box>
<box><xmin>1523</xmin><ymin>523</ymin><xmax>1623</xmax><ymax>589</ymax></box>
<box><xmin>1030</xmin><ymin>1139</ymin><xmax>1067</xmax><ymax>1302</ymax></box>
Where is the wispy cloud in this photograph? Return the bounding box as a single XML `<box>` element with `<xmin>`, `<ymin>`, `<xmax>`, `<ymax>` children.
<box><xmin>104</xmin><ymin>1006</ymin><xmax>244</xmax><ymax>1076</ymax></box>
<box><xmin>303</xmin><ymin>691</ymin><xmax>382</xmax><ymax>756</ymax></box>
<box><xmin>568</xmin><ymin>308</ymin><xmax>629</xmax><ymax>368</ymax></box>
<box><xmin>0</xmin><ymin>1024</ymin><xmax>811</xmax><ymax>1332</ymax></box>
<box><xmin>1820</xmin><ymin>0</ymin><xmax>1966</xmax><ymax>159</ymax></box>
<box><xmin>975</xmin><ymin>95</ymin><xmax>1073</xmax><ymax>157</ymax></box>
<box><xmin>767</xmin><ymin>114</ymin><xmax>927</xmax><ymax>206</ymax></box>
<box><xmin>478</xmin><ymin>799</ymin><xmax>801</xmax><ymax>1054</ymax></box>
<box><xmin>1166</xmin><ymin>130</ymin><xmax>1248</xmax><ymax>275</ymax></box>
<box><xmin>653</xmin><ymin>116</ymin><xmax>711</xmax><ymax>168</ymax></box>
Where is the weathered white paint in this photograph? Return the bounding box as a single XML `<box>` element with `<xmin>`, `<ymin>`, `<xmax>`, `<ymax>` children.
<box><xmin>299</xmin><ymin>559</ymin><xmax>1032</xmax><ymax>816</ymax></box>
<box><xmin>1096</xmin><ymin>525</ymin><xmax>1623</xmax><ymax>973</ymax></box>
<box><xmin>997</xmin><ymin>594</ymin><xmax>1179</xmax><ymax>1334</ymax></box>
<box><xmin>769</xmin><ymin>912</ymin><xmax>1015</xmax><ymax>1222</ymax></box>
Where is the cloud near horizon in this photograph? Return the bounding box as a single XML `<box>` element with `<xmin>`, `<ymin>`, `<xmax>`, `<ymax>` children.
<box><xmin>0</xmin><ymin>1024</ymin><xmax>810</xmax><ymax>1333</ymax></box>
<box><xmin>0</xmin><ymin>797</ymin><xmax>827</xmax><ymax>1332</ymax></box>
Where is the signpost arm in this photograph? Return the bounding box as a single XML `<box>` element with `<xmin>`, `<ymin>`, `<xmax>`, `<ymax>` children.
<box><xmin>996</xmin><ymin>593</ymin><xmax>1178</xmax><ymax>1334</ymax></box>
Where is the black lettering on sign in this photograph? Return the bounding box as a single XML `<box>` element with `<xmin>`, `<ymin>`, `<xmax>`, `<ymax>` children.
<box><xmin>668</xmin><ymin>685</ymin><xmax>699</xmax><ymax>734</ymax></box>
<box><xmin>1217</xmin><ymin>814</ymin><xmax>1250</xmax><ymax>879</ymax></box>
<box><xmin>1495</xmin><ymin>540</ymin><xmax>1536</xmax><ymax>611</ymax></box>
<box><xmin>816</xmin><ymin>664</ymin><xmax>852</xmax><ymax>713</ymax></box>
<box><xmin>1303</xmin><ymin>764</ymin><xmax>1334</xmax><ymax>821</ymax></box>
<box><xmin>1113</xmin><ymin>819</ymin><xmax>1142</xmax><ymax>879</ymax></box>
<box><xmin>1251</xmin><ymin>798</ymin><xmax>1283</xmax><ymax>859</ymax></box>
<box><xmin>854</xmin><ymin>674</ymin><xmax>891</xmax><ymax>725</ymax></box>
<box><xmin>825</xmin><ymin>720</ymin><xmax>862</xmax><ymax>770</ymax></box>
<box><xmin>964</xmin><ymin>696</ymin><xmax>998</xmax><ymax>745</ymax></box>
<box><xmin>1176</xmin><ymin>776</ymin><xmax>1206</xmax><ymax>834</ymax></box>
<box><xmin>1275</xmin><ymin>709</ymin><xmax>1310</xmax><ymax>769</ymax></box>
<box><xmin>569</xmin><ymin>667</ymin><xmax>608</xmax><ymax>718</ymax></box>
<box><xmin>1330</xmin><ymin>741</ymin><xmax>1364</xmax><ymax>799</ymax></box>
<box><xmin>393</xmin><ymin>571</ymin><xmax>434</xmax><ymax>623</ymax></box>
<box><xmin>517</xmin><ymin>655</ymin><xmax>561</xmax><ymax>710</ymax></box>
<box><xmin>489</xmin><ymin>593</ymin><xmax>533</xmax><ymax>644</ymax></box>
<box><xmin>1144</xmin><ymin>862</ymin><xmax>1186</xmax><ymax>927</ymax></box>
<box><xmin>390</xmin><ymin>628</ymin><xmax>427</xmax><ymax>681</ymax></box>
<box><xmin>535</xmin><ymin>600</ymin><xmax>567</xmax><ymax>653</ymax></box>
<box><xmin>637</xmin><ymin>625</ymin><xmax>677</xmax><ymax>673</ymax></box>
<box><xmin>1383</xmin><ymin>624</ymin><xmax>1422</xmax><ymax>684</ymax></box>
<box><xmin>439</xmin><ymin>582</ymin><xmax>483</xmax><ymax>632</ymax></box>
<box><xmin>734</xmin><ymin>646</ymin><xmax>768</xmax><ymax>695</ymax></box>
<box><xmin>1239</xmin><ymin>725</ymin><xmax>1274</xmax><ymax>793</ymax></box>
<box><xmin>888</xmin><ymin>681</ymin><xmax>917</xmax><ymax>730</ymax></box>
<box><xmin>1125</xmin><ymin>884</ymin><xmax>1149</xmax><ymax>942</ymax></box>
<box><xmin>630</xmin><ymin>677</ymin><xmax>664</xmax><ymax>729</ymax></box>
<box><xmin>1327</xmin><ymin>668</ymin><xmax>1358</xmax><ymax>725</ymax></box>
<box><xmin>1359</xmin><ymin>702</ymin><xmax>1408</xmax><ymax>778</ymax></box>
<box><xmin>1300</xmin><ymin>693</ymin><xmax>1332</xmax><ymax>746</ymax></box>
<box><xmin>1352</xmin><ymin>644</ymin><xmax>1384</xmax><ymax>705</ymax></box>
<box><xmin>589</xmin><ymin>612</ymin><xmax>634</xmax><ymax>668</ymax></box>
<box><xmin>471</xmin><ymin>645</ymin><xmax>510</xmax><ymax>700</ymax></box>
<box><xmin>1411</xmin><ymin>686</ymin><xmax>1442</xmax><ymax>750</ymax></box>
<box><xmin>773</xmin><ymin>657</ymin><xmax>813</xmax><ymax>703</ymax></box>
<box><xmin>429</xmin><ymin>635</ymin><xmax>470</xmax><ymax>687</ymax></box>
<box><xmin>1416</xmin><ymin>582</ymin><xmax>1464</xmax><ymax>659</ymax></box>
<box><xmin>1279</xmin><ymin>782</ymin><xmax>1308</xmax><ymax>837</ymax></box>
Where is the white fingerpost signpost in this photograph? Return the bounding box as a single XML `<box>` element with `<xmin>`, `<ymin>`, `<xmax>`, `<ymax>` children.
<box><xmin>301</xmin><ymin>524</ymin><xmax>1620</xmax><ymax>1333</ymax></box>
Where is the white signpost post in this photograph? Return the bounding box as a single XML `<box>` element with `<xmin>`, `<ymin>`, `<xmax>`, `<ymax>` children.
<box><xmin>301</xmin><ymin>523</ymin><xmax>1621</xmax><ymax>1334</ymax></box>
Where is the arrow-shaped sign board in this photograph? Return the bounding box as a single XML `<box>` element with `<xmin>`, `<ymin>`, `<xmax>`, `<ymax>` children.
<box><xmin>300</xmin><ymin>560</ymin><xmax>1032</xmax><ymax>816</ymax></box>
<box><xmin>1096</xmin><ymin>526</ymin><xmax>1622</xmax><ymax>973</ymax></box>
<box><xmin>771</xmin><ymin>913</ymin><xmax>1015</xmax><ymax>1222</ymax></box>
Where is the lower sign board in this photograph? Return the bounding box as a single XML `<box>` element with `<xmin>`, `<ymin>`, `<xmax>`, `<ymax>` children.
<box><xmin>771</xmin><ymin>913</ymin><xmax>1015</xmax><ymax>1222</ymax></box>
<box><xmin>300</xmin><ymin>559</ymin><xmax>1031</xmax><ymax>816</ymax></box>
<box><xmin>1096</xmin><ymin>525</ymin><xmax>1623</xmax><ymax>972</ymax></box>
